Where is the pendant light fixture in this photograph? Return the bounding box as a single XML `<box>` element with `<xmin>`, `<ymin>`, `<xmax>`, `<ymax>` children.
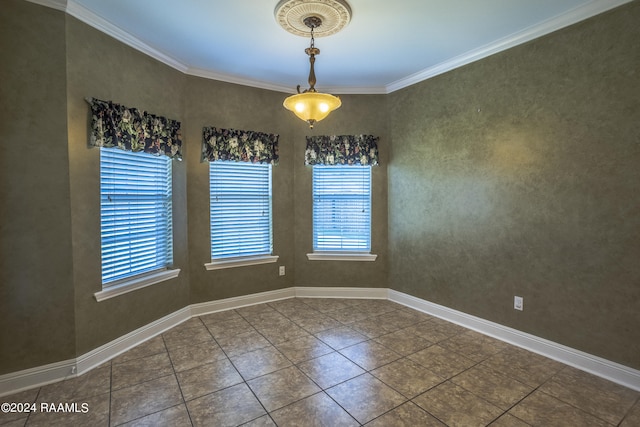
<box><xmin>275</xmin><ymin>0</ymin><xmax>352</xmax><ymax>128</ymax></box>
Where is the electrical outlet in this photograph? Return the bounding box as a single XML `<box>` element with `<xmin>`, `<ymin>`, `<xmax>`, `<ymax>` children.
<box><xmin>279</xmin><ymin>266</ymin><xmax>285</xmax><ymax>276</ymax></box>
<box><xmin>514</xmin><ymin>296</ymin><xmax>524</xmax><ymax>311</ymax></box>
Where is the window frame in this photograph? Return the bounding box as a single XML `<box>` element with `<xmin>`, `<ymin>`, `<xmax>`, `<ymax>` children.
<box><xmin>94</xmin><ymin>147</ymin><xmax>179</xmax><ymax>302</ymax></box>
<box><xmin>205</xmin><ymin>161</ymin><xmax>278</xmax><ymax>270</ymax></box>
<box><xmin>308</xmin><ymin>164</ymin><xmax>377</xmax><ymax>262</ymax></box>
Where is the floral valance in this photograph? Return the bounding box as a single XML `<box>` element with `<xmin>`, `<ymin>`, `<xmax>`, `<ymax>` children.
<box><xmin>305</xmin><ymin>134</ymin><xmax>379</xmax><ymax>166</ymax></box>
<box><xmin>202</xmin><ymin>127</ymin><xmax>279</xmax><ymax>165</ymax></box>
<box><xmin>87</xmin><ymin>97</ymin><xmax>182</xmax><ymax>160</ymax></box>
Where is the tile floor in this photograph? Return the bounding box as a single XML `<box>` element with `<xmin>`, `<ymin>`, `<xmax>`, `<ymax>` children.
<box><xmin>1</xmin><ymin>298</ymin><xmax>639</xmax><ymax>426</ymax></box>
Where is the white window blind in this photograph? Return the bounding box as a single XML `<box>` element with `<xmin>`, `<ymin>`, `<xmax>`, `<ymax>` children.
<box><xmin>313</xmin><ymin>165</ymin><xmax>372</xmax><ymax>252</ymax></box>
<box><xmin>209</xmin><ymin>161</ymin><xmax>273</xmax><ymax>259</ymax></box>
<box><xmin>100</xmin><ymin>147</ymin><xmax>173</xmax><ymax>285</ymax></box>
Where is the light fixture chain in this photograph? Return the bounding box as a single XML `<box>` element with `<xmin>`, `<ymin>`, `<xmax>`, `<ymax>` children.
<box><xmin>310</xmin><ymin>25</ymin><xmax>315</xmax><ymax>49</ymax></box>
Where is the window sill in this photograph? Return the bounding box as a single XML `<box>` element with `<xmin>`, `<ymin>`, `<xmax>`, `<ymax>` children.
<box><xmin>205</xmin><ymin>255</ymin><xmax>279</xmax><ymax>270</ymax></box>
<box><xmin>94</xmin><ymin>269</ymin><xmax>181</xmax><ymax>302</ymax></box>
<box><xmin>307</xmin><ymin>252</ymin><xmax>378</xmax><ymax>262</ymax></box>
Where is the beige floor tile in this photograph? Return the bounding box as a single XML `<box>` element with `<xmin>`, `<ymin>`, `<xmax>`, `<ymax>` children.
<box><xmin>355</xmin><ymin>298</ymin><xmax>403</xmax><ymax>315</ymax></box>
<box><xmin>110</xmin><ymin>375</ymin><xmax>183</xmax><ymax>425</ymax></box>
<box><xmin>326</xmin><ymin>373</ymin><xmax>407</xmax><ymax>424</ymax></box>
<box><xmin>408</xmin><ymin>344</ymin><xmax>476</xmax><ymax>379</ymax></box>
<box><xmin>10</xmin><ymin>298</ymin><xmax>640</xmax><ymax>427</ymax></box>
<box><xmin>26</xmin><ymin>392</ymin><xmax>110</xmax><ymax>427</ymax></box>
<box><xmin>167</xmin><ymin>339</ymin><xmax>227</xmax><ymax>373</ymax></box>
<box><xmin>270</xmin><ymin>392</ymin><xmax>358</xmax><ymax>427</ymax></box>
<box><xmin>37</xmin><ymin>364</ymin><xmax>111</xmax><ymax>402</ymax></box>
<box><xmin>375</xmin><ymin>310</ymin><xmax>424</xmax><ymax>330</ymax></box>
<box><xmin>198</xmin><ymin>309</ymin><xmax>242</xmax><ymax>324</ymax></box>
<box><xmin>162</xmin><ymin>323</ymin><xmax>214</xmax><ymax>351</ymax></box>
<box><xmin>111</xmin><ymin>352</ymin><xmax>173</xmax><ymax>390</ymax></box>
<box><xmin>292</xmin><ymin>314</ymin><xmax>343</xmax><ymax>334</ymax></box>
<box><xmin>236</xmin><ymin>303</ymin><xmax>279</xmax><ymax>318</ymax></box>
<box><xmin>0</xmin><ymin>388</ymin><xmax>39</xmax><ymax>425</ymax></box>
<box><xmin>339</xmin><ymin>340</ymin><xmax>402</xmax><ymax>370</ymax></box>
<box><xmin>242</xmin><ymin>414</ymin><xmax>278</xmax><ymax>426</ymax></box>
<box><xmin>112</xmin><ymin>335</ymin><xmax>167</xmax><ymax>364</ymax></box>
<box><xmin>451</xmin><ymin>365</ymin><xmax>533</xmax><ymax>410</ymax></box>
<box><xmin>247</xmin><ymin>366</ymin><xmax>321</xmax><ymax>412</ymax></box>
<box><xmin>216</xmin><ymin>329</ymin><xmax>271</xmax><ymax>357</ymax></box>
<box><xmin>254</xmin><ymin>320</ymin><xmax>309</xmax><ymax>345</ymax></box>
<box><xmin>274</xmin><ymin>334</ymin><xmax>333</xmax><ymax>364</ymax></box>
<box><xmin>2</xmin><ymin>418</ymin><xmax>29</xmax><ymax>427</ymax></box>
<box><xmin>298</xmin><ymin>352</ymin><xmax>365</xmax><ymax>389</ymax></box>
<box><xmin>230</xmin><ymin>345</ymin><xmax>292</xmax><ymax>380</ymax></box>
<box><xmin>539</xmin><ymin>367</ymin><xmax>639</xmax><ymax>425</ymax></box>
<box><xmin>365</xmin><ymin>402</ymin><xmax>446</xmax><ymax>426</ymax></box>
<box><xmin>404</xmin><ymin>319</ymin><xmax>466</xmax><ymax>343</ymax></box>
<box><xmin>371</xmin><ymin>358</ymin><xmax>444</xmax><ymax>399</ymax></box>
<box><xmin>349</xmin><ymin>316</ymin><xmax>399</xmax><ymax>338</ymax></box>
<box><xmin>176</xmin><ymin>358</ymin><xmax>243</xmax><ymax>401</ymax></box>
<box><xmin>413</xmin><ymin>381</ymin><xmax>504</xmax><ymax>427</ymax></box>
<box><xmin>315</xmin><ymin>326</ymin><xmax>367</xmax><ymax>350</ymax></box>
<box><xmin>481</xmin><ymin>346</ymin><xmax>564</xmax><ymax>388</ymax></box>
<box><xmin>244</xmin><ymin>311</ymin><xmax>291</xmax><ymax>328</ymax></box>
<box><xmin>327</xmin><ymin>306</ymin><xmax>373</xmax><ymax>324</ymax></box>
<box><xmin>299</xmin><ymin>298</ymin><xmax>350</xmax><ymax>313</ymax></box>
<box><xmin>438</xmin><ymin>331</ymin><xmax>508</xmax><ymax>362</ymax></box>
<box><xmin>509</xmin><ymin>390</ymin><xmax>611</xmax><ymax>427</ymax></box>
<box><xmin>118</xmin><ymin>403</ymin><xmax>191</xmax><ymax>427</ymax></box>
<box><xmin>621</xmin><ymin>400</ymin><xmax>640</xmax><ymax>427</ymax></box>
<box><xmin>277</xmin><ymin>307</ymin><xmax>322</xmax><ymax>322</ymax></box>
<box><xmin>186</xmin><ymin>383</ymin><xmax>266</xmax><ymax>427</ymax></box>
<box><xmin>488</xmin><ymin>413</ymin><xmax>531</xmax><ymax>426</ymax></box>
<box><xmin>203</xmin><ymin>316</ymin><xmax>254</xmax><ymax>340</ymax></box>
<box><xmin>373</xmin><ymin>328</ymin><xmax>432</xmax><ymax>356</ymax></box>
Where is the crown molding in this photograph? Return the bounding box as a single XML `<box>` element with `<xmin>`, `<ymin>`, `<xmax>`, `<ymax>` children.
<box><xmin>385</xmin><ymin>0</ymin><xmax>634</xmax><ymax>93</ymax></box>
<box><xmin>186</xmin><ymin>67</ymin><xmax>294</xmax><ymax>94</ymax></box>
<box><xmin>64</xmin><ymin>0</ymin><xmax>189</xmax><ymax>73</ymax></box>
<box><xmin>24</xmin><ymin>0</ymin><xmax>634</xmax><ymax>95</ymax></box>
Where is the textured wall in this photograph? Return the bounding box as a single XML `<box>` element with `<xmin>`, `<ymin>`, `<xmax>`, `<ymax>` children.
<box><xmin>0</xmin><ymin>1</ymin><xmax>76</xmax><ymax>375</ymax></box>
<box><xmin>184</xmin><ymin>77</ymin><xmax>296</xmax><ymax>303</ymax></box>
<box><xmin>293</xmin><ymin>94</ymin><xmax>390</xmax><ymax>288</ymax></box>
<box><xmin>65</xmin><ymin>17</ymin><xmax>190</xmax><ymax>355</ymax></box>
<box><xmin>388</xmin><ymin>2</ymin><xmax>640</xmax><ymax>369</ymax></box>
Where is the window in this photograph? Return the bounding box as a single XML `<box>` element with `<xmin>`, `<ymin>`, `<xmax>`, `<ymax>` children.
<box><xmin>206</xmin><ymin>161</ymin><xmax>277</xmax><ymax>269</ymax></box>
<box><xmin>311</xmin><ymin>165</ymin><xmax>376</xmax><ymax>260</ymax></box>
<box><xmin>99</xmin><ymin>147</ymin><xmax>174</xmax><ymax>286</ymax></box>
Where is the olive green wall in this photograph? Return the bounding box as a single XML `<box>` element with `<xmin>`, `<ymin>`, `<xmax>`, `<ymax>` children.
<box><xmin>184</xmin><ymin>78</ymin><xmax>296</xmax><ymax>303</ymax></box>
<box><xmin>388</xmin><ymin>2</ymin><xmax>640</xmax><ymax>369</ymax></box>
<box><xmin>65</xmin><ymin>16</ymin><xmax>190</xmax><ymax>356</ymax></box>
<box><xmin>0</xmin><ymin>1</ymin><xmax>76</xmax><ymax>374</ymax></box>
<box><xmin>293</xmin><ymin>94</ymin><xmax>389</xmax><ymax>288</ymax></box>
<box><xmin>2</xmin><ymin>0</ymin><xmax>636</xmax><ymax>377</ymax></box>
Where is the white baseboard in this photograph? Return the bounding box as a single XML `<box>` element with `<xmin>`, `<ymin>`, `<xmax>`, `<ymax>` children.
<box><xmin>293</xmin><ymin>286</ymin><xmax>388</xmax><ymax>299</ymax></box>
<box><xmin>388</xmin><ymin>289</ymin><xmax>640</xmax><ymax>392</ymax></box>
<box><xmin>190</xmin><ymin>287</ymin><xmax>296</xmax><ymax>316</ymax></box>
<box><xmin>2</xmin><ymin>287</ymin><xmax>639</xmax><ymax>397</ymax></box>
<box><xmin>75</xmin><ymin>306</ymin><xmax>192</xmax><ymax>375</ymax></box>
<box><xmin>0</xmin><ymin>359</ymin><xmax>76</xmax><ymax>397</ymax></box>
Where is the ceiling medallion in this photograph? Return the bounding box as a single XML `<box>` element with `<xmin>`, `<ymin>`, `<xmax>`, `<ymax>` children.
<box><xmin>274</xmin><ymin>0</ymin><xmax>352</xmax><ymax>38</ymax></box>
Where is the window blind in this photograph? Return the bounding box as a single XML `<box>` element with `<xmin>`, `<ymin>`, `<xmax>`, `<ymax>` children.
<box><xmin>100</xmin><ymin>147</ymin><xmax>173</xmax><ymax>285</ymax></box>
<box><xmin>312</xmin><ymin>165</ymin><xmax>371</xmax><ymax>252</ymax></box>
<box><xmin>209</xmin><ymin>161</ymin><xmax>273</xmax><ymax>259</ymax></box>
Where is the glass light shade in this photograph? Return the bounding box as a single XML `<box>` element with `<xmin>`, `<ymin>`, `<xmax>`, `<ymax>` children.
<box><xmin>283</xmin><ymin>92</ymin><xmax>341</xmax><ymax>127</ymax></box>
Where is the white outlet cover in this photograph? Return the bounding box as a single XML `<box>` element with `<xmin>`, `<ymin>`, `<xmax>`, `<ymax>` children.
<box><xmin>514</xmin><ymin>296</ymin><xmax>524</xmax><ymax>311</ymax></box>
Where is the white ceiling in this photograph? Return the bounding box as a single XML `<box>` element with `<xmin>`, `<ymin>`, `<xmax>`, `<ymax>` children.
<box><xmin>34</xmin><ymin>0</ymin><xmax>630</xmax><ymax>94</ymax></box>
